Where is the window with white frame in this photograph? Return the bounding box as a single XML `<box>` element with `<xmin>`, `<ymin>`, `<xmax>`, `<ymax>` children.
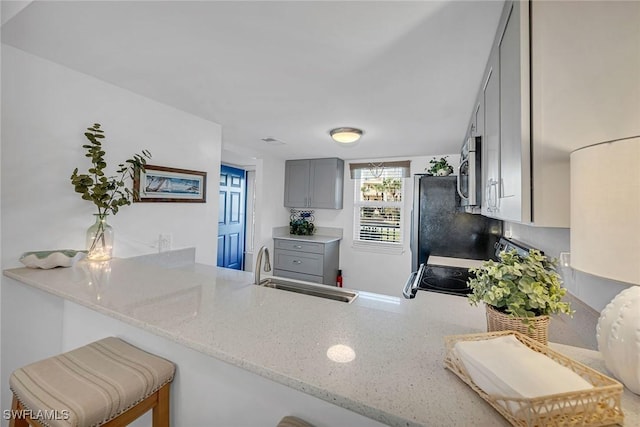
<box><xmin>351</xmin><ymin>161</ymin><xmax>410</xmax><ymax>250</ymax></box>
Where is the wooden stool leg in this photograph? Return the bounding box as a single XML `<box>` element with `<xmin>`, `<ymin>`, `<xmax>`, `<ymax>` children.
<box><xmin>8</xmin><ymin>395</ymin><xmax>30</xmax><ymax>427</ymax></box>
<box><xmin>152</xmin><ymin>383</ymin><xmax>170</xmax><ymax>427</ymax></box>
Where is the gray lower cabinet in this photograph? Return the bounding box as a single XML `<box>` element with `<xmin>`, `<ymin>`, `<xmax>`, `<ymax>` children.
<box><xmin>273</xmin><ymin>238</ymin><xmax>339</xmax><ymax>286</ymax></box>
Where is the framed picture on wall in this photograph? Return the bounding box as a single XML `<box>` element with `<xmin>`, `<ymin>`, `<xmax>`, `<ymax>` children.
<box><xmin>134</xmin><ymin>165</ymin><xmax>207</xmax><ymax>203</ymax></box>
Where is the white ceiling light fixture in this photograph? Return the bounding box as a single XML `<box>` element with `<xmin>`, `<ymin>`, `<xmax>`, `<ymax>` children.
<box><xmin>330</xmin><ymin>127</ymin><xmax>363</xmax><ymax>144</ymax></box>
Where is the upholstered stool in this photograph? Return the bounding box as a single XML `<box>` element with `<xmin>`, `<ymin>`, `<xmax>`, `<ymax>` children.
<box><xmin>277</xmin><ymin>416</ymin><xmax>316</xmax><ymax>427</ymax></box>
<box><xmin>9</xmin><ymin>337</ymin><xmax>175</xmax><ymax>427</ymax></box>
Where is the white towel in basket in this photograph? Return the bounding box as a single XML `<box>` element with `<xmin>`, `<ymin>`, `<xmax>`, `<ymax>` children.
<box><xmin>453</xmin><ymin>335</ymin><xmax>593</xmax><ymax>402</ymax></box>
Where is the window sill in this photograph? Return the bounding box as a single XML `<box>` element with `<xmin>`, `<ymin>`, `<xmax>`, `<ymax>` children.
<box><xmin>351</xmin><ymin>240</ymin><xmax>404</xmax><ymax>255</ymax></box>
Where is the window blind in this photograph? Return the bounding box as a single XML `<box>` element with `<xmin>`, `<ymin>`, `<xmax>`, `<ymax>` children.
<box><xmin>349</xmin><ymin>161</ymin><xmax>411</xmax><ymax>179</ymax></box>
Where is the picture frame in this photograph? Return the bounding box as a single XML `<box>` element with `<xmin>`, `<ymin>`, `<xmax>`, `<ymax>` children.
<box><xmin>134</xmin><ymin>165</ymin><xmax>207</xmax><ymax>203</ymax></box>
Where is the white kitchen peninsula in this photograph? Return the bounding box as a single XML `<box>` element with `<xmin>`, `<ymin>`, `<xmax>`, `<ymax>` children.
<box><xmin>2</xmin><ymin>259</ymin><xmax>639</xmax><ymax>427</ymax></box>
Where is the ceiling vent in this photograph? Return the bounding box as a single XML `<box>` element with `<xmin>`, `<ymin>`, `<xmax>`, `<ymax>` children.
<box><xmin>261</xmin><ymin>137</ymin><xmax>285</xmax><ymax>145</ymax></box>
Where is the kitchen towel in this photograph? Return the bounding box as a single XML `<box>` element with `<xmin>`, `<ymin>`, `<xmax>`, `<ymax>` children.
<box><xmin>453</xmin><ymin>335</ymin><xmax>593</xmax><ymax>405</ymax></box>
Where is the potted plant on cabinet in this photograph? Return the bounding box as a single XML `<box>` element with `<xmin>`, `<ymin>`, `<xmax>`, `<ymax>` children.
<box><xmin>466</xmin><ymin>249</ymin><xmax>573</xmax><ymax>345</ymax></box>
<box><xmin>426</xmin><ymin>156</ymin><xmax>454</xmax><ymax>176</ymax></box>
<box><xmin>70</xmin><ymin>123</ymin><xmax>151</xmax><ymax>261</ymax></box>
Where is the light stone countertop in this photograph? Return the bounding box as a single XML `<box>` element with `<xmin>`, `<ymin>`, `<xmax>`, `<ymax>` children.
<box><xmin>273</xmin><ymin>225</ymin><xmax>342</xmax><ymax>243</ymax></box>
<box><xmin>4</xmin><ymin>259</ymin><xmax>639</xmax><ymax>426</ymax></box>
<box><xmin>273</xmin><ymin>234</ymin><xmax>341</xmax><ymax>243</ymax></box>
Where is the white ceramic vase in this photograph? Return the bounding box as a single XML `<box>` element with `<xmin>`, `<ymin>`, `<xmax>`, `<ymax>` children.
<box><xmin>596</xmin><ymin>286</ymin><xmax>640</xmax><ymax>394</ymax></box>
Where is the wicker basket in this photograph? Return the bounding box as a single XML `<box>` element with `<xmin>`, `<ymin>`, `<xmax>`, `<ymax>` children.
<box><xmin>444</xmin><ymin>331</ymin><xmax>624</xmax><ymax>427</ymax></box>
<box><xmin>485</xmin><ymin>304</ymin><xmax>550</xmax><ymax>345</ymax></box>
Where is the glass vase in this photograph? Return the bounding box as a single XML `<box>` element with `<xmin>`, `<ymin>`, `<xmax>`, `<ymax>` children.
<box><xmin>86</xmin><ymin>214</ymin><xmax>114</xmax><ymax>261</ymax></box>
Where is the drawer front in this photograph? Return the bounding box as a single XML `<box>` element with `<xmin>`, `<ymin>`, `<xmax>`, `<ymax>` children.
<box><xmin>274</xmin><ymin>239</ymin><xmax>324</xmax><ymax>254</ymax></box>
<box><xmin>273</xmin><ymin>269</ymin><xmax>323</xmax><ymax>284</ymax></box>
<box><xmin>274</xmin><ymin>249</ymin><xmax>324</xmax><ymax>276</ymax></box>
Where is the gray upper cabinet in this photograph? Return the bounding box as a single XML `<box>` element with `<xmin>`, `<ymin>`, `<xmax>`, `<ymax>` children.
<box><xmin>497</xmin><ymin>0</ymin><xmax>530</xmax><ymax>223</ymax></box>
<box><xmin>283</xmin><ymin>159</ymin><xmax>310</xmax><ymax>208</ymax></box>
<box><xmin>472</xmin><ymin>98</ymin><xmax>483</xmax><ymax>138</ymax></box>
<box><xmin>482</xmin><ymin>52</ymin><xmax>500</xmax><ymax>218</ymax></box>
<box><xmin>479</xmin><ymin>0</ymin><xmax>530</xmax><ymax>223</ymax></box>
<box><xmin>478</xmin><ymin>0</ymin><xmax>531</xmax><ymax>223</ymax></box>
<box><xmin>528</xmin><ymin>0</ymin><xmax>639</xmax><ymax>226</ymax></box>
<box><xmin>471</xmin><ymin>0</ymin><xmax>639</xmax><ymax>227</ymax></box>
<box><xmin>284</xmin><ymin>158</ymin><xmax>344</xmax><ymax>209</ymax></box>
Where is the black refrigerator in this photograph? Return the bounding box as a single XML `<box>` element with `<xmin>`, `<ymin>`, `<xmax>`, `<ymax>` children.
<box><xmin>410</xmin><ymin>175</ymin><xmax>503</xmax><ymax>271</ymax></box>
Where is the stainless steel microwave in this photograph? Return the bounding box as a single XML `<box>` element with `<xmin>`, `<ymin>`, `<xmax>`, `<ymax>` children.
<box><xmin>457</xmin><ymin>136</ymin><xmax>482</xmax><ymax>213</ymax></box>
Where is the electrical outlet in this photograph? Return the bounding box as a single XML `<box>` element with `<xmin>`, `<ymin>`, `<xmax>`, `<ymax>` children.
<box><xmin>158</xmin><ymin>233</ymin><xmax>172</xmax><ymax>253</ymax></box>
<box><xmin>559</xmin><ymin>252</ymin><xmax>571</xmax><ymax>268</ymax></box>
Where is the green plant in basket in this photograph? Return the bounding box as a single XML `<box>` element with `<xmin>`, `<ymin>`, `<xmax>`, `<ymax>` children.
<box><xmin>467</xmin><ymin>249</ymin><xmax>573</xmax><ymax>318</ymax></box>
<box><xmin>289</xmin><ymin>219</ymin><xmax>315</xmax><ymax>236</ymax></box>
<box><xmin>426</xmin><ymin>156</ymin><xmax>454</xmax><ymax>176</ymax></box>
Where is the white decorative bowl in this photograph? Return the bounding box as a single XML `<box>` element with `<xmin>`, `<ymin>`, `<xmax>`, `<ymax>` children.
<box><xmin>596</xmin><ymin>286</ymin><xmax>640</xmax><ymax>394</ymax></box>
<box><xmin>19</xmin><ymin>250</ymin><xmax>87</xmax><ymax>269</ymax></box>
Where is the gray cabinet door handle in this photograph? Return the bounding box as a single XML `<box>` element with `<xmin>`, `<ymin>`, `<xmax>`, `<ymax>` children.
<box><xmin>293</xmin><ymin>245</ymin><xmax>302</xmax><ymax>249</ymax></box>
<box><xmin>292</xmin><ymin>260</ymin><xmax>302</xmax><ymax>264</ymax></box>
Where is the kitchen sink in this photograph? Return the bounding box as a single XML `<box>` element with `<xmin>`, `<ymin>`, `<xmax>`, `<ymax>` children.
<box><xmin>258</xmin><ymin>277</ymin><xmax>358</xmax><ymax>303</ymax></box>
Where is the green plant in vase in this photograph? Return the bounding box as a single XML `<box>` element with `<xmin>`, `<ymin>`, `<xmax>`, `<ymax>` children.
<box><xmin>70</xmin><ymin>123</ymin><xmax>151</xmax><ymax>261</ymax></box>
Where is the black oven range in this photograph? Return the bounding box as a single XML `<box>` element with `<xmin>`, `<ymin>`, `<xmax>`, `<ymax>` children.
<box><xmin>403</xmin><ymin>238</ymin><xmax>539</xmax><ymax>299</ymax></box>
<box><xmin>403</xmin><ymin>263</ymin><xmax>473</xmax><ymax>298</ymax></box>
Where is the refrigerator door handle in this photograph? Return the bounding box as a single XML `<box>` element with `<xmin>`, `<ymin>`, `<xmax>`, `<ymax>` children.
<box><xmin>411</xmin><ymin>174</ymin><xmax>423</xmax><ymax>272</ymax></box>
<box><xmin>409</xmin><ymin>207</ymin><xmax>414</xmax><ymax>257</ymax></box>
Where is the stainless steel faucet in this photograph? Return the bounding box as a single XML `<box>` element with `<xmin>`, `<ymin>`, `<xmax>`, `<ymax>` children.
<box><xmin>254</xmin><ymin>245</ymin><xmax>271</xmax><ymax>285</ymax></box>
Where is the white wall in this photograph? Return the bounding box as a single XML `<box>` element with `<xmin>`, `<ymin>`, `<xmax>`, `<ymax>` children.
<box><xmin>1</xmin><ymin>46</ymin><xmax>222</xmax><ymax>409</ymax></box>
<box><xmin>1</xmin><ymin>45</ymin><xmax>222</xmax><ymax>268</ymax></box>
<box><xmin>252</xmin><ymin>156</ymin><xmax>288</xmax><ymax>270</ymax></box>
<box><xmin>505</xmin><ymin>222</ymin><xmax>631</xmax><ymax>312</ymax></box>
